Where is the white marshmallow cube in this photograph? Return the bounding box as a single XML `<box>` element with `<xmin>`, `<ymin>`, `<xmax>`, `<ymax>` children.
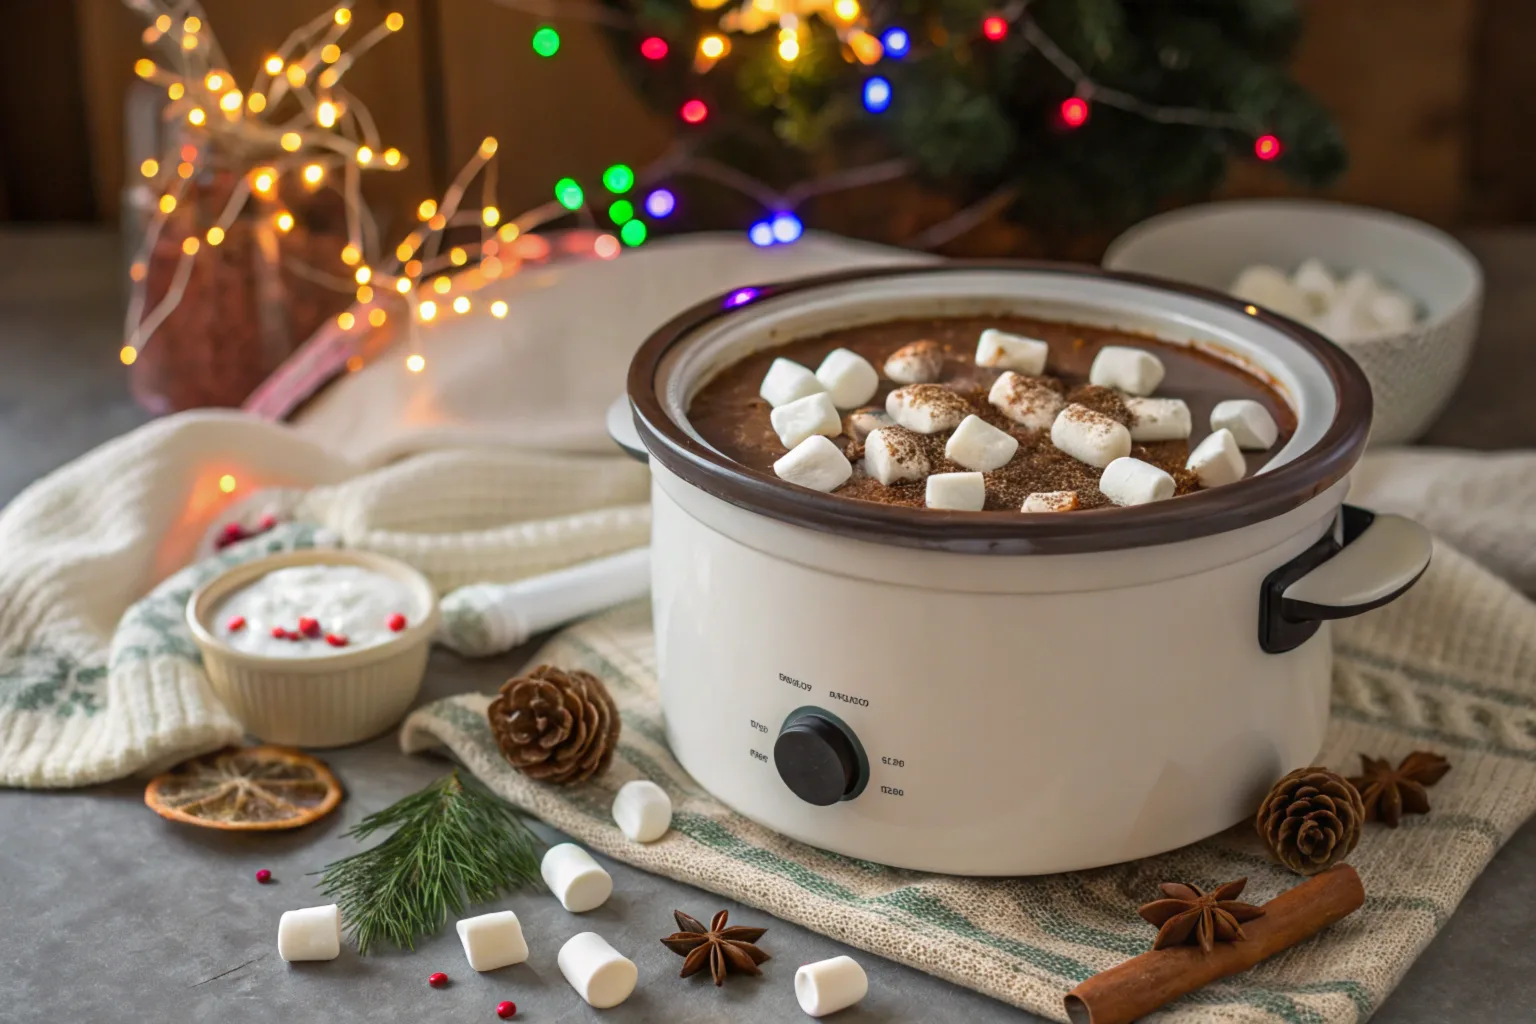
<box><xmin>975</xmin><ymin>329</ymin><xmax>1048</xmax><ymax>375</ymax></box>
<box><xmin>456</xmin><ymin>910</ymin><xmax>529</xmax><ymax>972</ymax></box>
<box><xmin>1292</xmin><ymin>258</ymin><xmax>1339</xmax><ymax>314</ymax></box>
<box><xmin>558</xmin><ymin>932</ymin><xmax>637</xmax><ymax>1009</ymax></box>
<box><xmin>863</xmin><ymin>428</ymin><xmax>930</xmax><ymax>485</ymax></box>
<box><xmin>278</xmin><ymin>904</ymin><xmax>341</xmax><ymax>962</ymax></box>
<box><xmin>759</xmin><ymin>358</ymin><xmax>825</xmax><ymax>408</ymax></box>
<box><xmin>988</xmin><ymin>371</ymin><xmax>1064</xmax><ymax>431</ymax></box>
<box><xmin>771</xmin><ymin>392</ymin><xmax>842</xmax><ymax>449</ymax></box>
<box><xmin>945</xmin><ymin>414</ymin><xmax>1019</xmax><ymax>472</ymax></box>
<box><xmin>885</xmin><ymin>385</ymin><xmax>967</xmax><ymax>434</ymax></box>
<box><xmin>774</xmin><ymin>436</ymin><xmax>852</xmax><ymax>493</ymax></box>
<box><xmin>1230</xmin><ymin>265</ymin><xmax>1311</xmax><ymax>322</ymax></box>
<box><xmin>1123</xmin><ymin>396</ymin><xmax>1192</xmax><ymax>442</ymax></box>
<box><xmin>926</xmin><ymin>472</ymin><xmax>985</xmax><ymax>511</ymax></box>
<box><xmin>540</xmin><ymin>843</ymin><xmax>613</xmax><ymax>913</ymax></box>
<box><xmin>845</xmin><ymin>407</ymin><xmax>894</xmax><ymax>442</ymax></box>
<box><xmin>1370</xmin><ymin>290</ymin><xmax>1416</xmax><ymax>332</ymax></box>
<box><xmin>795</xmin><ymin>956</ymin><xmax>869</xmax><ymax>1018</ymax></box>
<box><xmin>1186</xmin><ymin>428</ymin><xmax>1246</xmax><ymax>488</ymax></box>
<box><xmin>815</xmin><ymin>348</ymin><xmax>879</xmax><ymax>409</ymax></box>
<box><xmin>883</xmin><ymin>340</ymin><xmax>943</xmax><ymax>384</ymax></box>
<box><xmin>1211</xmin><ymin>399</ymin><xmax>1279</xmax><ymax>450</ymax></box>
<box><xmin>1099</xmin><ymin>457</ymin><xmax>1175</xmax><ymax>507</ymax></box>
<box><xmin>611</xmin><ymin>779</ymin><xmax>672</xmax><ymax>843</ymax></box>
<box><xmin>1050</xmin><ymin>404</ymin><xmax>1131</xmax><ymax>469</ymax></box>
<box><xmin>1021</xmin><ymin>490</ymin><xmax>1079</xmax><ymax>513</ymax></box>
<box><xmin>1088</xmin><ymin>346</ymin><xmax>1166</xmax><ymax>397</ymax></box>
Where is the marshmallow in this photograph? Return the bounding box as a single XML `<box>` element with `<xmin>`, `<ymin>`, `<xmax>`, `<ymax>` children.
<box><xmin>883</xmin><ymin>340</ymin><xmax>944</xmax><ymax>384</ymax></box>
<box><xmin>988</xmin><ymin>371</ymin><xmax>1064</xmax><ymax>431</ymax></box>
<box><xmin>945</xmin><ymin>414</ymin><xmax>1019</xmax><ymax>472</ymax></box>
<box><xmin>815</xmin><ymin>348</ymin><xmax>879</xmax><ymax>409</ymax></box>
<box><xmin>1370</xmin><ymin>290</ymin><xmax>1416</xmax><ymax>332</ymax></box>
<box><xmin>975</xmin><ymin>329</ymin><xmax>1048</xmax><ymax>375</ymax></box>
<box><xmin>845</xmin><ymin>406</ymin><xmax>894</xmax><ymax>442</ymax></box>
<box><xmin>1050</xmin><ymin>403</ymin><xmax>1131</xmax><ymax>469</ymax></box>
<box><xmin>759</xmin><ymin>357</ymin><xmax>825</xmax><ymax>408</ymax></box>
<box><xmin>540</xmin><ymin>843</ymin><xmax>613</xmax><ymax>913</ymax></box>
<box><xmin>1088</xmin><ymin>346</ymin><xmax>1165</xmax><ymax>396</ymax></box>
<box><xmin>795</xmin><ymin>956</ymin><xmax>869</xmax><ymax>1018</ymax></box>
<box><xmin>1230</xmin><ymin>264</ymin><xmax>1311</xmax><ymax>322</ymax></box>
<box><xmin>278</xmin><ymin>904</ymin><xmax>341</xmax><ymax>962</ymax></box>
<box><xmin>1292</xmin><ymin>258</ymin><xmax>1339</xmax><ymax>314</ymax></box>
<box><xmin>1123</xmin><ymin>396</ymin><xmax>1192</xmax><ymax>442</ymax></box>
<box><xmin>456</xmin><ymin>911</ymin><xmax>529</xmax><ymax>972</ymax></box>
<box><xmin>926</xmin><ymin>472</ymin><xmax>985</xmax><ymax>511</ymax></box>
<box><xmin>771</xmin><ymin>392</ymin><xmax>842</xmax><ymax>449</ymax></box>
<box><xmin>1186</xmin><ymin>428</ymin><xmax>1246</xmax><ymax>488</ymax></box>
<box><xmin>1211</xmin><ymin>399</ymin><xmax>1279</xmax><ymax>450</ymax></box>
<box><xmin>863</xmin><ymin>427</ymin><xmax>930</xmax><ymax>485</ymax></box>
<box><xmin>885</xmin><ymin>384</ymin><xmax>968</xmax><ymax>434</ymax></box>
<box><xmin>1021</xmin><ymin>490</ymin><xmax>1079</xmax><ymax>513</ymax></box>
<box><xmin>774</xmin><ymin>435</ymin><xmax>852</xmax><ymax>493</ymax></box>
<box><xmin>558</xmin><ymin>932</ymin><xmax>637</xmax><ymax>1009</ymax></box>
<box><xmin>611</xmin><ymin>779</ymin><xmax>672</xmax><ymax>843</ymax></box>
<box><xmin>1099</xmin><ymin>457</ymin><xmax>1175</xmax><ymax>506</ymax></box>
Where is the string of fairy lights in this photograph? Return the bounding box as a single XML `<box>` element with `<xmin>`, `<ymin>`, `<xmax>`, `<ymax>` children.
<box><xmin>120</xmin><ymin>0</ymin><xmax>1287</xmax><ymax>379</ymax></box>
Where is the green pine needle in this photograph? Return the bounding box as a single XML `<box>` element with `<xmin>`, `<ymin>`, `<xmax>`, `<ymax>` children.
<box><xmin>317</xmin><ymin>771</ymin><xmax>543</xmax><ymax>954</ymax></box>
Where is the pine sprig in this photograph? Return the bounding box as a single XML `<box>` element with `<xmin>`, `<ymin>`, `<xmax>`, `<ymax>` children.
<box><xmin>317</xmin><ymin>771</ymin><xmax>543</xmax><ymax>954</ymax></box>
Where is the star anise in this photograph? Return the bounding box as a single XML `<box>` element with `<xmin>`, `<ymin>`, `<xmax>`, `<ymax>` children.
<box><xmin>660</xmin><ymin>909</ymin><xmax>770</xmax><ymax>986</ymax></box>
<box><xmin>1137</xmin><ymin>879</ymin><xmax>1265</xmax><ymax>954</ymax></box>
<box><xmin>1349</xmin><ymin>751</ymin><xmax>1451</xmax><ymax>827</ymax></box>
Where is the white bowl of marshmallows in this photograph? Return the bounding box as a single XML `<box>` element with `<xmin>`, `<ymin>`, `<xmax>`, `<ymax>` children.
<box><xmin>1104</xmin><ymin>199</ymin><xmax>1483</xmax><ymax>444</ymax></box>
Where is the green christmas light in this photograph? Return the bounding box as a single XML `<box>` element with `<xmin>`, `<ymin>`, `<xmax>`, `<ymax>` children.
<box><xmin>554</xmin><ymin>178</ymin><xmax>584</xmax><ymax>210</ymax></box>
<box><xmin>608</xmin><ymin>200</ymin><xmax>635</xmax><ymax>224</ymax></box>
<box><xmin>602</xmin><ymin>164</ymin><xmax>635</xmax><ymax>194</ymax></box>
<box><xmin>531</xmin><ymin>26</ymin><xmax>561</xmax><ymax>57</ymax></box>
<box><xmin>621</xmin><ymin>219</ymin><xmax>648</xmax><ymax>247</ymax></box>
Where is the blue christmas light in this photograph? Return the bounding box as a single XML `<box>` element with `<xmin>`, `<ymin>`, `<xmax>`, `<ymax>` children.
<box><xmin>749</xmin><ymin>221</ymin><xmax>775</xmax><ymax>247</ymax></box>
<box><xmin>880</xmin><ymin>27</ymin><xmax>910</xmax><ymax>58</ymax></box>
<box><xmin>863</xmin><ymin>76</ymin><xmax>892</xmax><ymax>113</ymax></box>
<box><xmin>645</xmin><ymin>188</ymin><xmax>676</xmax><ymax>218</ymax></box>
<box><xmin>770</xmin><ymin>212</ymin><xmax>804</xmax><ymax>244</ymax></box>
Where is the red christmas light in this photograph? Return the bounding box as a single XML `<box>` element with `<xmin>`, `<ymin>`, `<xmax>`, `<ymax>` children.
<box><xmin>640</xmin><ymin>36</ymin><xmax>668</xmax><ymax>60</ymax></box>
<box><xmin>680</xmin><ymin>99</ymin><xmax>709</xmax><ymax>124</ymax></box>
<box><xmin>1060</xmin><ymin>97</ymin><xmax>1089</xmax><ymax>128</ymax></box>
<box><xmin>981</xmin><ymin>15</ymin><xmax>1008</xmax><ymax>41</ymax></box>
<box><xmin>1255</xmin><ymin>134</ymin><xmax>1282</xmax><ymax>161</ymax></box>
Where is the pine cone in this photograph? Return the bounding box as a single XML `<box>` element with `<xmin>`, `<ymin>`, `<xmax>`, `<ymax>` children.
<box><xmin>488</xmin><ymin>665</ymin><xmax>620</xmax><ymax>786</ymax></box>
<box><xmin>1255</xmin><ymin>767</ymin><xmax>1364</xmax><ymax>876</ymax></box>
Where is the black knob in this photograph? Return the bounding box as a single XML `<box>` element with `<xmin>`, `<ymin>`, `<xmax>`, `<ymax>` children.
<box><xmin>774</xmin><ymin>712</ymin><xmax>861</xmax><ymax>806</ymax></box>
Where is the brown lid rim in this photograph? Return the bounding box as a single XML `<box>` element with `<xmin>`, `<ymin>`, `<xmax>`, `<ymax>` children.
<box><xmin>627</xmin><ymin>261</ymin><xmax>1372</xmax><ymax>555</ymax></box>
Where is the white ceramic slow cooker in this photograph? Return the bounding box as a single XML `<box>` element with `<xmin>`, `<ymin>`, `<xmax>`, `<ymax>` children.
<box><xmin>614</xmin><ymin>264</ymin><xmax>1431</xmax><ymax>876</ymax></box>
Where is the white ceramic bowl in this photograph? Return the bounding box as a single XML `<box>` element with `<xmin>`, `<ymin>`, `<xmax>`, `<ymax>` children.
<box><xmin>1103</xmin><ymin>199</ymin><xmax>1483</xmax><ymax>444</ymax></box>
<box><xmin>187</xmin><ymin>549</ymin><xmax>440</xmax><ymax>748</ymax></box>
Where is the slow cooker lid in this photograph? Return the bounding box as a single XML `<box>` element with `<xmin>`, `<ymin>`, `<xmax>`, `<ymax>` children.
<box><xmin>627</xmin><ymin>263</ymin><xmax>1370</xmax><ymax>555</ymax></box>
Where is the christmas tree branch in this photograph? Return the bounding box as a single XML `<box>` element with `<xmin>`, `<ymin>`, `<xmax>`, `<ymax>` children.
<box><xmin>904</xmin><ymin>184</ymin><xmax>1022</xmax><ymax>250</ymax></box>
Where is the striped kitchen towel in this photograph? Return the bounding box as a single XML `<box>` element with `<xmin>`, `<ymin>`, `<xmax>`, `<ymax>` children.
<box><xmin>401</xmin><ymin>536</ymin><xmax>1536</xmax><ymax>1023</ymax></box>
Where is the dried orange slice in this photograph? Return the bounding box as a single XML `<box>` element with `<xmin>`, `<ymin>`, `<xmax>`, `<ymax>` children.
<box><xmin>145</xmin><ymin>746</ymin><xmax>343</xmax><ymax>830</ymax></box>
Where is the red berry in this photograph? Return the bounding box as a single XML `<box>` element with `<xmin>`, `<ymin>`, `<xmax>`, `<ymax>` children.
<box><xmin>428</xmin><ymin>972</ymin><xmax>448</xmax><ymax>988</ymax></box>
<box><xmin>227</xmin><ymin>615</ymin><xmax>246</xmax><ymax>632</ymax></box>
<box><xmin>496</xmin><ymin>1002</ymin><xmax>516</xmax><ymax>1019</ymax></box>
<box><xmin>298</xmin><ymin>617</ymin><xmax>322</xmax><ymax>638</ymax></box>
<box><xmin>286</xmin><ymin>630</ymin><xmax>304</xmax><ymax>642</ymax></box>
<box><xmin>258</xmin><ymin>513</ymin><xmax>278</xmax><ymax>530</ymax></box>
<box><xmin>325</xmin><ymin>633</ymin><xmax>349</xmax><ymax>647</ymax></box>
<box><xmin>270</xmin><ymin>626</ymin><xmax>287</xmax><ymax>639</ymax></box>
<box><xmin>386</xmin><ymin>613</ymin><xmax>408</xmax><ymax>632</ymax></box>
<box><xmin>221</xmin><ymin>522</ymin><xmax>246</xmax><ymax>541</ymax></box>
<box><xmin>255</xmin><ymin>868</ymin><xmax>272</xmax><ymax>883</ymax></box>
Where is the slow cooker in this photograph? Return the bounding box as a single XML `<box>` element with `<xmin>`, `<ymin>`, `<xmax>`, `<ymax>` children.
<box><xmin>612</xmin><ymin>264</ymin><xmax>1432</xmax><ymax>876</ymax></box>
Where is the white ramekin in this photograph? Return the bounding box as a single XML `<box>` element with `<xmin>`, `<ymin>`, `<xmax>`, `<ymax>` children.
<box><xmin>187</xmin><ymin>549</ymin><xmax>440</xmax><ymax>748</ymax></box>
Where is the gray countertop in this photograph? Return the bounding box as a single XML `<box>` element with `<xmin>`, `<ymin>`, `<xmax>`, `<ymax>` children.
<box><xmin>3</xmin><ymin>227</ymin><xmax>1535</xmax><ymax>1023</ymax></box>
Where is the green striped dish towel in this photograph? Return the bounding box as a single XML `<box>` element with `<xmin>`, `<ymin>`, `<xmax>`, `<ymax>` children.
<box><xmin>400</xmin><ymin>538</ymin><xmax>1536</xmax><ymax>1023</ymax></box>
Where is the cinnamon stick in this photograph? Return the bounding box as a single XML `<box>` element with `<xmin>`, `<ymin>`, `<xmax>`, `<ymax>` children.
<box><xmin>1064</xmin><ymin>865</ymin><xmax>1364</xmax><ymax>1024</ymax></box>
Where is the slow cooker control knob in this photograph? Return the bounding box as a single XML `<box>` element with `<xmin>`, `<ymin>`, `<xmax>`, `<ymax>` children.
<box><xmin>774</xmin><ymin>712</ymin><xmax>862</xmax><ymax>806</ymax></box>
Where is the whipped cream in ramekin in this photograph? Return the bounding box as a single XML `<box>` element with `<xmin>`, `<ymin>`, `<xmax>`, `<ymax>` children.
<box><xmin>214</xmin><ymin>564</ymin><xmax>419</xmax><ymax>658</ymax></box>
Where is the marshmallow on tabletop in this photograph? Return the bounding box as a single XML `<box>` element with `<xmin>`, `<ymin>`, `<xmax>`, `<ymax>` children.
<box><xmin>540</xmin><ymin>843</ymin><xmax>613</xmax><ymax>913</ymax></box>
<box><xmin>1088</xmin><ymin>346</ymin><xmax>1165</xmax><ymax>397</ymax></box>
<box><xmin>759</xmin><ymin>358</ymin><xmax>825</xmax><ymax>408</ymax></box>
<box><xmin>863</xmin><ymin>428</ymin><xmax>930</xmax><ymax>485</ymax></box>
<box><xmin>1211</xmin><ymin>399</ymin><xmax>1279</xmax><ymax>450</ymax></box>
<box><xmin>611</xmin><ymin>779</ymin><xmax>672</xmax><ymax>843</ymax></box>
<box><xmin>926</xmin><ymin>472</ymin><xmax>985</xmax><ymax>511</ymax></box>
<box><xmin>945</xmin><ymin>414</ymin><xmax>1019</xmax><ymax>472</ymax></box>
<box><xmin>988</xmin><ymin>372</ymin><xmax>1064</xmax><ymax>431</ymax></box>
<box><xmin>771</xmin><ymin>392</ymin><xmax>842</xmax><ymax>449</ymax></box>
<box><xmin>1022</xmin><ymin>490</ymin><xmax>1079</xmax><ymax>513</ymax></box>
<box><xmin>456</xmin><ymin>911</ymin><xmax>529</xmax><ymax>972</ymax></box>
<box><xmin>815</xmin><ymin>348</ymin><xmax>879</xmax><ymax>409</ymax></box>
<box><xmin>795</xmin><ymin>956</ymin><xmax>869</xmax><ymax>1018</ymax></box>
<box><xmin>883</xmin><ymin>340</ymin><xmax>944</xmax><ymax>384</ymax></box>
<box><xmin>1124</xmin><ymin>396</ymin><xmax>1192</xmax><ymax>442</ymax></box>
<box><xmin>1100</xmin><ymin>457</ymin><xmax>1175</xmax><ymax>507</ymax></box>
<box><xmin>558</xmin><ymin>932</ymin><xmax>637</xmax><ymax>1009</ymax></box>
<box><xmin>1050</xmin><ymin>403</ymin><xmax>1131</xmax><ymax>469</ymax></box>
<box><xmin>845</xmin><ymin>406</ymin><xmax>893</xmax><ymax>443</ymax></box>
<box><xmin>975</xmin><ymin>329</ymin><xmax>1048</xmax><ymax>375</ymax></box>
<box><xmin>1186</xmin><ymin>428</ymin><xmax>1246</xmax><ymax>488</ymax></box>
<box><xmin>774</xmin><ymin>436</ymin><xmax>852</xmax><ymax>493</ymax></box>
<box><xmin>278</xmin><ymin>904</ymin><xmax>341</xmax><ymax>962</ymax></box>
<box><xmin>885</xmin><ymin>384</ymin><xmax>968</xmax><ymax>434</ymax></box>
